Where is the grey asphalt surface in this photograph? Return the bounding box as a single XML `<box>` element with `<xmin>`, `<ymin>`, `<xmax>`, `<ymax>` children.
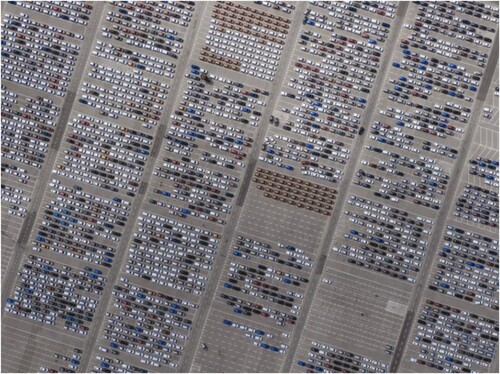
<box><xmin>391</xmin><ymin>30</ymin><xmax>500</xmax><ymax>373</ymax></box>
<box><xmin>281</xmin><ymin>3</ymin><xmax>410</xmax><ymax>371</ymax></box>
<box><xmin>0</xmin><ymin>1</ymin><xmax>106</xmax><ymax>316</ymax></box>
<box><xmin>78</xmin><ymin>3</ymin><xmax>209</xmax><ymax>372</ymax></box>
<box><xmin>181</xmin><ymin>3</ymin><xmax>309</xmax><ymax>371</ymax></box>
<box><xmin>2</xmin><ymin>2</ymin><xmax>499</xmax><ymax>373</ymax></box>
<box><xmin>0</xmin><ymin>5</ymin><xmax>106</xmax><ymax>372</ymax></box>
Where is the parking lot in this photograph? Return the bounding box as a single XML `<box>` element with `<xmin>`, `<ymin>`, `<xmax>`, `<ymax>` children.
<box><xmin>291</xmin><ymin>266</ymin><xmax>410</xmax><ymax>371</ymax></box>
<box><xmin>1</xmin><ymin>1</ymin><xmax>93</xmax><ymax>282</ymax></box>
<box><xmin>1</xmin><ymin>1</ymin><xmax>499</xmax><ymax>373</ymax></box>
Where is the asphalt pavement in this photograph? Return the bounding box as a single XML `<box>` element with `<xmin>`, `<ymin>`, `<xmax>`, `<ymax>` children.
<box><xmin>391</xmin><ymin>30</ymin><xmax>500</xmax><ymax>373</ymax></box>
<box><xmin>77</xmin><ymin>4</ymin><xmax>210</xmax><ymax>372</ymax></box>
<box><xmin>181</xmin><ymin>3</ymin><xmax>309</xmax><ymax>371</ymax></box>
<box><xmin>0</xmin><ymin>1</ymin><xmax>106</xmax><ymax>317</ymax></box>
<box><xmin>281</xmin><ymin>3</ymin><xmax>410</xmax><ymax>371</ymax></box>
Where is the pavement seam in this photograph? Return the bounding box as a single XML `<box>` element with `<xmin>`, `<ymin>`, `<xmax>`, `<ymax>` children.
<box><xmin>178</xmin><ymin>3</ymin><xmax>311</xmax><ymax>371</ymax></box>
<box><xmin>280</xmin><ymin>3</ymin><xmax>410</xmax><ymax>372</ymax></box>
<box><xmin>1</xmin><ymin>2</ymin><xmax>107</xmax><ymax>317</ymax></box>
<box><xmin>390</xmin><ymin>29</ymin><xmax>499</xmax><ymax>372</ymax></box>
<box><xmin>78</xmin><ymin>4</ymin><xmax>210</xmax><ymax>372</ymax></box>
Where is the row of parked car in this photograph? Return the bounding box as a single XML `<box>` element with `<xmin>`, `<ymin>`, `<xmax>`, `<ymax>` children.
<box><xmin>331</xmin><ymin>0</ymin><xmax>497</xmax><ymax>290</ymax></box>
<box><xmin>2</xmin><ymin>89</ymin><xmax>60</xmax><ymax>170</ymax></box>
<box><xmin>332</xmin><ymin>194</ymin><xmax>434</xmax><ymax>282</ymax></box>
<box><xmin>11</xmin><ymin>0</ymin><xmax>92</xmax><ymax>26</ymax></box>
<box><xmin>5</xmin><ymin>253</ymin><xmax>101</xmax><ymax>335</ymax></box>
<box><xmin>2</xmin><ymin>12</ymin><xmax>82</xmax><ymax>97</ymax></box>
<box><xmin>54</xmin><ymin>114</ymin><xmax>153</xmax><ymax>198</ymax></box>
<box><xmin>127</xmin><ymin>211</ymin><xmax>220</xmax><ymax>295</ymax></box>
<box><xmin>253</xmin><ymin>166</ymin><xmax>337</xmax><ymax>215</ymax></box>
<box><xmin>39</xmin><ymin>347</ymin><xmax>84</xmax><ymax>373</ymax></box>
<box><xmin>1</xmin><ymin>0</ymin><xmax>90</xmax><ymax>284</ymax></box>
<box><xmin>222</xmin><ymin>235</ymin><xmax>309</xmax><ymax>329</ymax></box>
<box><xmin>93</xmin><ymin>277</ymin><xmax>198</xmax><ymax>372</ymax></box>
<box><xmin>469</xmin><ymin>156</ymin><xmax>499</xmax><ymax>188</ymax></box>
<box><xmin>205</xmin><ymin>1</ymin><xmax>290</xmax><ymax>81</ymax></box>
<box><xmin>411</xmin><ymin>299</ymin><xmax>498</xmax><ymax>372</ymax></box>
<box><xmin>273</xmin><ymin>0</ymin><xmax>395</xmax><ymax>182</ymax></box>
<box><xmin>150</xmin><ymin>67</ymin><xmax>268</xmax><ymax>226</ymax></box>
<box><xmin>454</xmin><ymin>183</ymin><xmax>498</xmax><ymax>228</ymax></box>
<box><xmin>429</xmin><ymin>225</ymin><xmax>499</xmax><ymax>311</ymax></box>
<box><xmin>296</xmin><ymin>339</ymin><xmax>390</xmax><ymax>373</ymax></box>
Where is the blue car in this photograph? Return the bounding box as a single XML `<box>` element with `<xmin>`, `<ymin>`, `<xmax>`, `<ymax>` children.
<box><xmin>223</xmin><ymin>320</ymin><xmax>232</xmax><ymax>326</ymax></box>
